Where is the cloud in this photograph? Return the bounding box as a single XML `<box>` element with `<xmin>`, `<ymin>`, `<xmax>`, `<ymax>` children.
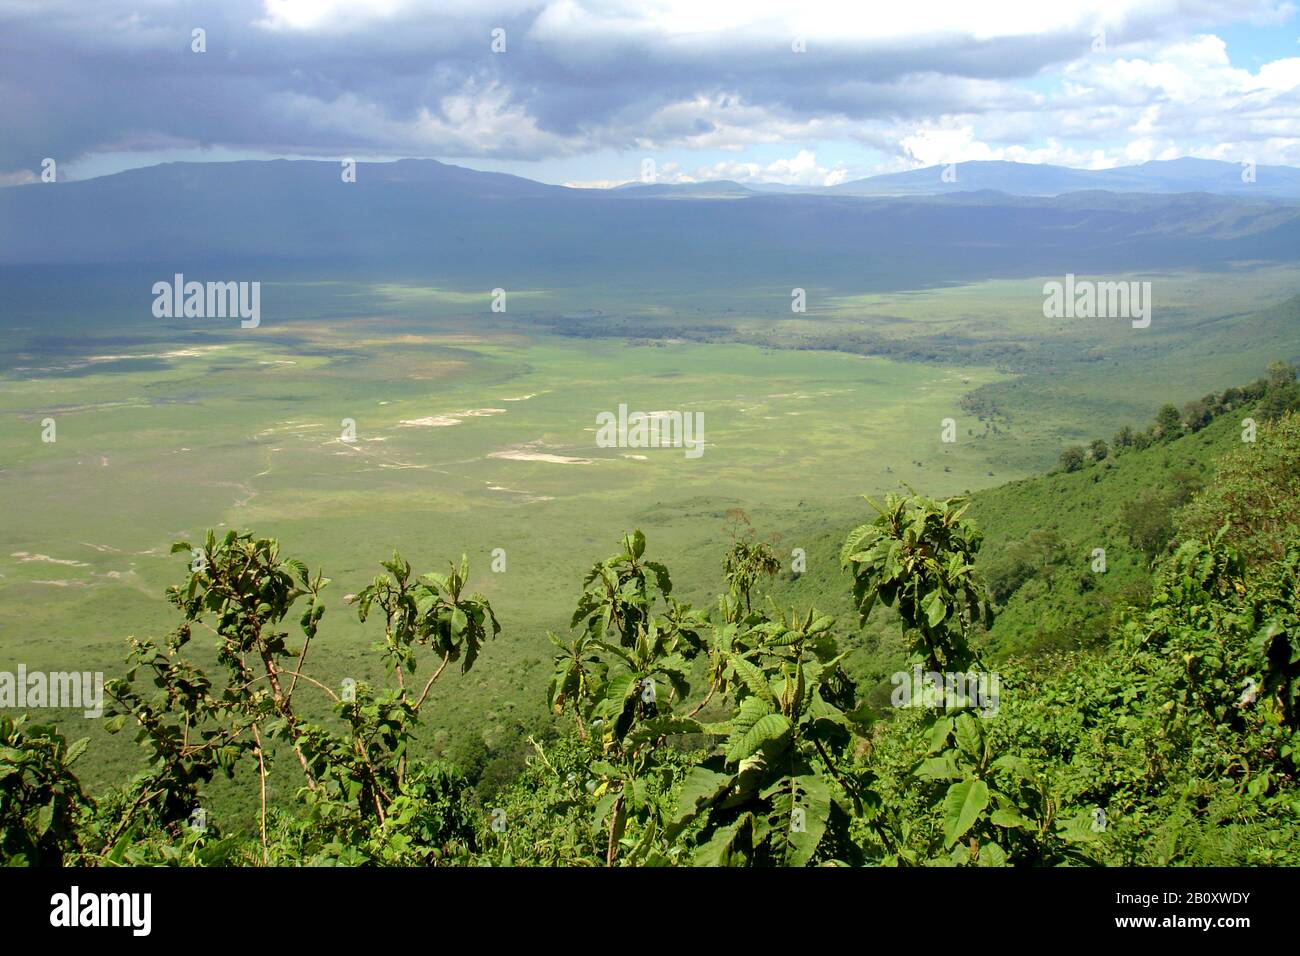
<box><xmin>875</xmin><ymin>31</ymin><xmax>1300</xmax><ymax>170</ymax></box>
<box><xmin>670</xmin><ymin>149</ymin><xmax>849</xmax><ymax>186</ymax></box>
<box><xmin>0</xmin><ymin>169</ymin><xmax>37</xmax><ymax>186</ymax></box>
<box><xmin>0</xmin><ymin>0</ymin><xmax>1297</xmax><ymax>181</ymax></box>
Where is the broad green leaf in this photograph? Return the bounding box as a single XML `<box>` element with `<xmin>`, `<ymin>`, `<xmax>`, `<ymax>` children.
<box><xmin>990</xmin><ymin>807</ymin><xmax>1030</xmax><ymax>829</ymax></box>
<box><xmin>726</xmin><ymin>712</ymin><xmax>792</xmax><ymax>764</ymax></box>
<box><xmin>670</xmin><ymin>766</ymin><xmax>730</xmax><ymax>827</ymax></box>
<box><xmin>942</xmin><ymin>778</ymin><xmax>989</xmax><ymax>847</ymax></box>
<box><xmin>1056</xmin><ymin>810</ymin><xmax>1104</xmax><ymax>843</ymax></box>
<box><xmin>990</xmin><ymin>754</ymin><xmax>1036</xmax><ymax>780</ymax></box>
<box><xmin>774</xmin><ymin>773</ymin><xmax>832</xmax><ymax>867</ymax></box>
<box><xmin>954</xmin><ymin>713</ymin><xmax>983</xmax><ymax>762</ymax></box>
<box><xmin>924</xmin><ymin>590</ymin><xmax>948</xmax><ymax>628</ymax></box>
<box><xmin>977</xmin><ymin>841</ymin><xmax>1009</xmax><ymax>867</ymax></box>
<box><xmin>729</xmin><ymin>655</ymin><xmax>776</xmax><ymax>707</ymax></box>
<box><xmin>928</xmin><ymin>716</ymin><xmax>954</xmax><ymax>753</ymax></box>
<box><xmin>63</xmin><ymin>736</ymin><xmax>89</xmax><ymax>766</ymax></box>
<box><xmin>103</xmin><ymin>714</ymin><xmax>128</xmax><ymax>735</ymax></box>
<box><xmin>636</xmin><ymin>715</ymin><xmax>705</xmax><ymax>737</ymax></box>
<box><xmin>691</xmin><ymin>815</ymin><xmax>750</xmax><ymax>867</ymax></box>
<box><xmin>34</xmin><ymin>802</ymin><xmax>55</xmax><ymax>837</ymax></box>
<box><xmin>592</xmin><ymin>791</ymin><xmax>619</xmax><ymax>830</ymax></box>
<box><xmin>914</xmin><ymin>756</ymin><xmax>961</xmax><ymax>781</ymax></box>
<box><xmin>730</xmin><ymin>694</ymin><xmax>774</xmax><ymax>738</ymax></box>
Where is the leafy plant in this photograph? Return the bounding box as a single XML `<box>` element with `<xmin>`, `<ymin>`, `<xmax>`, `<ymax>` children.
<box><xmin>842</xmin><ymin>490</ymin><xmax>993</xmax><ymax>672</ymax></box>
<box><xmin>0</xmin><ymin>716</ymin><xmax>91</xmax><ymax>866</ymax></box>
<box><xmin>666</xmin><ymin>605</ymin><xmax>876</xmax><ymax>866</ymax></box>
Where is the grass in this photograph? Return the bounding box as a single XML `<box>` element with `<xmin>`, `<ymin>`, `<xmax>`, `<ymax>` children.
<box><xmin>0</xmin><ymin>313</ymin><xmax>1009</xmax><ymax>802</ymax></box>
<box><xmin>1</xmin><ymin>266</ymin><xmax>1297</xmax><ymax>827</ymax></box>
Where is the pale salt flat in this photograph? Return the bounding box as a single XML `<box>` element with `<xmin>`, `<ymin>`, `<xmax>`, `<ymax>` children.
<box><xmin>488</xmin><ymin>451</ymin><xmax>595</xmax><ymax>465</ymax></box>
<box><xmin>11</xmin><ymin>552</ymin><xmax>89</xmax><ymax>567</ymax></box>
<box><xmin>399</xmin><ymin>416</ymin><xmax>461</xmax><ymax>427</ymax></box>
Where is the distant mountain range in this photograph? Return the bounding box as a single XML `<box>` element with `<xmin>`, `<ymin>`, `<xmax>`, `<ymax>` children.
<box><xmin>14</xmin><ymin>156</ymin><xmax>1300</xmax><ymax>203</ymax></box>
<box><xmin>2</xmin><ymin>158</ymin><xmax>1297</xmax><ymax>294</ymax></box>
<box><xmin>825</xmin><ymin>158</ymin><xmax>1300</xmax><ymax>198</ymax></box>
<box><xmin>612</xmin><ymin>158</ymin><xmax>1300</xmax><ymax>200</ymax></box>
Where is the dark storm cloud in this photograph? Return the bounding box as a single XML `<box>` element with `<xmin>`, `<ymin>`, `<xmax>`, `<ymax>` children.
<box><xmin>0</xmin><ymin>0</ymin><xmax>1288</xmax><ymax>174</ymax></box>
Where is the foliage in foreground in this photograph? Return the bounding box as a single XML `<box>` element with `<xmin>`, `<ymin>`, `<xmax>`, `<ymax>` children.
<box><xmin>4</xmin><ymin>421</ymin><xmax>1300</xmax><ymax>866</ymax></box>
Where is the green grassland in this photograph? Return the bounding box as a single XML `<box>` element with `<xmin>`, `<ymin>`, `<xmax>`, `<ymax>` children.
<box><xmin>3</xmin><ymin>265</ymin><xmax>1299</xmax><ymax>826</ymax></box>
<box><xmin>767</xmin><ymin>403</ymin><xmax>1261</xmax><ymax>714</ymax></box>
<box><xmin>0</xmin><ymin>314</ymin><xmax>1007</xmax><ymax>799</ymax></box>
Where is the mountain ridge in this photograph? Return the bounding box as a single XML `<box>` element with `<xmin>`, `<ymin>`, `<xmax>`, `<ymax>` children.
<box><xmin>15</xmin><ymin>155</ymin><xmax>1300</xmax><ymax>201</ymax></box>
<box><xmin>4</xmin><ymin>159</ymin><xmax>1298</xmax><ymax>290</ymax></box>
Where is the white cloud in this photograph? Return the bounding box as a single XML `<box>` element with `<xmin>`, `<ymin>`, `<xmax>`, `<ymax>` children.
<box><xmin>678</xmin><ymin>149</ymin><xmax>848</xmax><ymax>186</ymax></box>
<box><xmin>254</xmin><ymin>0</ymin><xmax>1287</xmax><ymax>46</ymax></box>
<box><xmin>634</xmin><ymin>148</ymin><xmax>847</xmax><ymax>185</ymax></box>
<box><xmin>4</xmin><ymin>0</ymin><xmax>1300</xmax><ymax>178</ymax></box>
<box><xmin>562</xmin><ymin>177</ymin><xmax>627</xmax><ymax>188</ymax></box>
<box><xmin>868</xmin><ymin>30</ymin><xmax>1300</xmax><ymax>173</ymax></box>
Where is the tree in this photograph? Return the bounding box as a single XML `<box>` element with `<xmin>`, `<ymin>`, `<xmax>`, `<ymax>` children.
<box><xmin>721</xmin><ymin>510</ymin><xmax>782</xmax><ymax>613</ymax></box>
<box><xmin>1259</xmin><ymin>381</ymin><xmax>1300</xmax><ymax>422</ymax></box>
<box><xmin>1182</xmin><ymin>398</ymin><xmax>1212</xmax><ymax>432</ymax></box>
<box><xmin>554</xmin><ymin>531</ymin><xmax>709</xmax><ymax>864</ymax></box>
<box><xmin>1121</xmin><ymin>490</ymin><xmax>1174</xmax><ymax>562</ymax></box>
<box><xmin>1009</xmin><ymin>529</ymin><xmax>1067</xmax><ymax>587</ymax></box>
<box><xmin>982</xmin><ymin>552</ymin><xmax>1036</xmax><ymax>603</ymax></box>
<box><xmin>1058</xmin><ymin>445</ymin><xmax>1086</xmax><ymax>473</ymax></box>
<box><xmin>102</xmin><ymin>531</ymin><xmax>496</xmax><ymax>865</ymax></box>
<box><xmin>1266</xmin><ymin>360</ymin><xmax>1296</xmax><ymax>390</ymax></box>
<box><xmin>1089</xmin><ymin>438</ymin><xmax>1109</xmax><ymax>462</ymax></box>
<box><xmin>1154</xmin><ymin>403</ymin><xmax>1182</xmax><ymax>441</ymax></box>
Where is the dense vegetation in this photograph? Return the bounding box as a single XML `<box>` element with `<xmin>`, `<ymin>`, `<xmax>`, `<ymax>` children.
<box><xmin>4</xmin><ymin>372</ymin><xmax>1299</xmax><ymax>867</ymax></box>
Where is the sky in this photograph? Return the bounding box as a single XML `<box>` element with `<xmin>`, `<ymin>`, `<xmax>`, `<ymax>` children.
<box><xmin>1</xmin><ymin>0</ymin><xmax>1298</xmax><ymax>187</ymax></box>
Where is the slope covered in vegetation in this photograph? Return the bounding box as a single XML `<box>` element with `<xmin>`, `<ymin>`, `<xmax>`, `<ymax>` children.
<box><xmin>3</xmin><ymin>367</ymin><xmax>1298</xmax><ymax>866</ymax></box>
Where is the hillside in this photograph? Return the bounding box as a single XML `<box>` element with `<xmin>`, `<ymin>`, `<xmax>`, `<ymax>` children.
<box><xmin>769</xmin><ymin>372</ymin><xmax>1295</xmax><ymax>708</ymax></box>
<box><xmin>970</xmin><ymin>410</ymin><xmax>1239</xmax><ymax>655</ymax></box>
<box><xmin>6</xmin><ymin>393</ymin><xmax>1298</xmax><ymax>867</ymax></box>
